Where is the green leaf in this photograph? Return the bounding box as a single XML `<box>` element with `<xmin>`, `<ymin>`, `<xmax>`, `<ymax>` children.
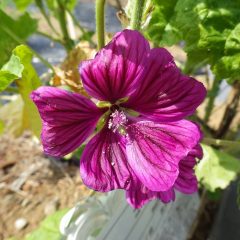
<box><xmin>145</xmin><ymin>0</ymin><xmax>179</xmax><ymax>45</ymax></box>
<box><xmin>13</xmin><ymin>45</ymin><xmax>42</xmax><ymax>137</ymax></box>
<box><xmin>13</xmin><ymin>0</ymin><xmax>33</xmax><ymax>11</ymax></box>
<box><xmin>25</xmin><ymin>209</ymin><xmax>69</xmax><ymax>240</ymax></box>
<box><xmin>0</xmin><ymin>71</ymin><xmax>18</xmax><ymax>92</ymax></box>
<box><xmin>225</xmin><ymin>23</ymin><xmax>240</xmax><ymax>54</ymax></box>
<box><xmin>0</xmin><ymin>9</ymin><xmax>37</xmax><ymax>67</ymax></box>
<box><xmin>207</xmin><ymin>189</ymin><xmax>222</xmax><ymax>201</ymax></box>
<box><xmin>173</xmin><ymin>0</ymin><xmax>233</xmax><ymax>71</ymax></box>
<box><xmin>196</xmin><ymin>25</ymin><xmax>227</xmax><ymax>56</ymax></box>
<box><xmin>2</xmin><ymin>54</ymin><xmax>24</xmax><ymax>77</ymax></box>
<box><xmin>0</xmin><ymin>45</ymin><xmax>41</xmax><ymax>137</ymax></box>
<box><xmin>185</xmin><ymin>24</ymin><xmax>230</xmax><ymax>73</ymax></box>
<box><xmin>195</xmin><ymin>144</ymin><xmax>240</xmax><ymax>192</ymax></box>
<box><xmin>211</xmin><ymin>23</ymin><xmax>240</xmax><ymax>83</ymax></box>
<box><xmin>0</xmin><ymin>54</ymin><xmax>23</xmax><ymax>92</ymax></box>
<box><xmin>146</xmin><ymin>0</ymin><xmax>240</xmax><ymax>80</ymax></box>
<box><xmin>213</xmin><ymin>54</ymin><xmax>240</xmax><ymax>83</ymax></box>
<box><xmin>46</xmin><ymin>0</ymin><xmax>57</xmax><ymax>11</ymax></box>
<box><xmin>46</xmin><ymin>0</ymin><xmax>77</xmax><ymax>12</ymax></box>
<box><xmin>65</xmin><ymin>0</ymin><xmax>77</xmax><ymax>10</ymax></box>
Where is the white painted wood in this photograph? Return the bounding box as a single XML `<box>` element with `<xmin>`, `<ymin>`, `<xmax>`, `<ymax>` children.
<box><xmin>60</xmin><ymin>191</ymin><xmax>199</xmax><ymax>240</ymax></box>
<box><xmin>96</xmin><ymin>192</ymin><xmax>199</xmax><ymax>240</ymax></box>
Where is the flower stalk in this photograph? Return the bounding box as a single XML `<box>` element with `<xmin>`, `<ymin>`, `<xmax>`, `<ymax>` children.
<box><xmin>56</xmin><ymin>0</ymin><xmax>74</xmax><ymax>51</ymax></box>
<box><xmin>96</xmin><ymin>0</ymin><xmax>106</xmax><ymax>50</ymax></box>
<box><xmin>204</xmin><ymin>78</ymin><xmax>221</xmax><ymax>122</ymax></box>
<box><xmin>36</xmin><ymin>31</ymin><xmax>64</xmax><ymax>44</ymax></box>
<box><xmin>130</xmin><ymin>0</ymin><xmax>145</xmax><ymax>30</ymax></box>
<box><xmin>35</xmin><ymin>0</ymin><xmax>61</xmax><ymax>37</ymax></box>
<box><xmin>203</xmin><ymin>138</ymin><xmax>240</xmax><ymax>148</ymax></box>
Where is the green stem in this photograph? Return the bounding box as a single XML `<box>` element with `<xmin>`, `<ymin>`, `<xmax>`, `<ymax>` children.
<box><xmin>204</xmin><ymin>78</ymin><xmax>222</xmax><ymax>122</ymax></box>
<box><xmin>96</xmin><ymin>0</ymin><xmax>106</xmax><ymax>50</ymax></box>
<box><xmin>1</xmin><ymin>25</ymin><xmax>55</xmax><ymax>74</ymax></box>
<box><xmin>56</xmin><ymin>0</ymin><xmax>74</xmax><ymax>51</ymax></box>
<box><xmin>35</xmin><ymin>0</ymin><xmax>61</xmax><ymax>37</ymax></box>
<box><xmin>130</xmin><ymin>0</ymin><xmax>145</xmax><ymax>30</ymax></box>
<box><xmin>36</xmin><ymin>31</ymin><xmax>64</xmax><ymax>44</ymax></box>
<box><xmin>203</xmin><ymin>138</ymin><xmax>240</xmax><ymax>148</ymax></box>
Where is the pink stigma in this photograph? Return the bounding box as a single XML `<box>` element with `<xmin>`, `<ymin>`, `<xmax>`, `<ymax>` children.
<box><xmin>108</xmin><ymin>110</ymin><xmax>127</xmax><ymax>133</ymax></box>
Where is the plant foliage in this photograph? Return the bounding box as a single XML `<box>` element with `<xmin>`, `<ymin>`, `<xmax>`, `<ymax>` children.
<box><xmin>25</xmin><ymin>209</ymin><xmax>69</xmax><ymax>240</ymax></box>
<box><xmin>195</xmin><ymin>144</ymin><xmax>240</xmax><ymax>192</ymax></box>
<box><xmin>0</xmin><ymin>45</ymin><xmax>41</xmax><ymax>137</ymax></box>
<box><xmin>0</xmin><ymin>9</ymin><xmax>37</xmax><ymax>66</ymax></box>
<box><xmin>147</xmin><ymin>0</ymin><xmax>240</xmax><ymax>82</ymax></box>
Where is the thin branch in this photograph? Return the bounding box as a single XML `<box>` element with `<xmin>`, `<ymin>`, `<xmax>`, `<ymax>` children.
<box><xmin>34</xmin><ymin>0</ymin><xmax>61</xmax><ymax>37</ymax></box>
<box><xmin>215</xmin><ymin>84</ymin><xmax>240</xmax><ymax>138</ymax></box>
<box><xmin>203</xmin><ymin>138</ymin><xmax>240</xmax><ymax>148</ymax></box>
<box><xmin>204</xmin><ymin>78</ymin><xmax>222</xmax><ymax>122</ymax></box>
<box><xmin>36</xmin><ymin>30</ymin><xmax>64</xmax><ymax>44</ymax></box>
<box><xmin>56</xmin><ymin>0</ymin><xmax>74</xmax><ymax>51</ymax></box>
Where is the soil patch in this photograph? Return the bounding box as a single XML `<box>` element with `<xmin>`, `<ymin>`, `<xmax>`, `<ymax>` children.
<box><xmin>0</xmin><ymin>132</ymin><xmax>90</xmax><ymax>240</ymax></box>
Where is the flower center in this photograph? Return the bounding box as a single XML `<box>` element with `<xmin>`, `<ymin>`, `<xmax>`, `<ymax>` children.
<box><xmin>108</xmin><ymin>110</ymin><xmax>127</xmax><ymax>134</ymax></box>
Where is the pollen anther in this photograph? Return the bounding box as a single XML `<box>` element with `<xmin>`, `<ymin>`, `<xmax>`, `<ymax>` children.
<box><xmin>108</xmin><ymin>110</ymin><xmax>128</xmax><ymax>134</ymax></box>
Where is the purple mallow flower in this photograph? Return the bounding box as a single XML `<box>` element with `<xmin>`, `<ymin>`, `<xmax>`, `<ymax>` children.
<box><xmin>31</xmin><ymin>30</ymin><xmax>206</xmax><ymax>208</ymax></box>
<box><xmin>126</xmin><ymin>144</ymin><xmax>203</xmax><ymax>208</ymax></box>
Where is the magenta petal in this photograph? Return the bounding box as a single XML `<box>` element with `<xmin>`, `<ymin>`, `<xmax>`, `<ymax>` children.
<box><xmin>126</xmin><ymin>120</ymin><xmax>202</xmax><ymax>192</ymax></box>
<box><xmin>126</xmin><ymin>175</ymin><xmax>175</xmax><ymax>208</ymax></box>
<box><xmin>31</xmin><ymin>86</ymin><xmax>103</xmax><ymax>157</ymax></box>
<box><xmin>126</xmin><ymin>143</ymin><xmax>202</xmax><ymax>208</ymax></box>
<box><xmin>80</xmin><ymin>29</ymin><xmax>150</xmax><ymax>102</ymax></box>
<box><xmin>126</xmin><ymin>176</ymin><xmax>156</xmax><ymax>209</ymax></box>
<box><xmin>157</xmin><ymin>188</ymin><xmax>175</xmax><ymax>203</ymax></box>
<box><xmin>124</xmin><ymin>48</ymin><xmax>206</xmax><ymax>122</ymax></box>
<box><xmin>80</xmin><ymin>128</ymin><xmax>131</xmax><ymax>192</ymax></box>
<box><xmin>189</xmin><ymin>144</ymin><xmax>203</xmax><ymax>159</ymax></box>
<box><xmin>126</xmin><ymin>190</ymin><xmax>155</xmax><ymax>209</ymax></box>
<box><xmin>174</xmin><ymin>144</ymin><xmax>203</xmax><ymax>194</ymax></box>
